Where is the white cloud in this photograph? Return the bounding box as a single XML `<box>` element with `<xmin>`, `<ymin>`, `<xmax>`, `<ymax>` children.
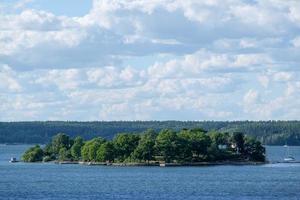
<box><xmin>243</xmin><ymin>89</ymin><xmax>259</xmax><ymax>106</ymax></box>
<box><xmin>86</xmin><ymin>66</ymin><xmax>145</xmax><ymax>88</ymax></box>
<box><xmin>148</xmin><ymin>50</ymin><xmax>273</xmax><ymax>78</ymax></box>
<box><xmin>0</xmin><ymin>0</ymin><xmax>300</xmax><ymax>120</ymax></box>
<box><xmin>273</xmin><ymin>72</ymin><xmax>293</xmax><ymax>82</ymax></box>
<box><xmin>34</xmin><ymin>69</ymin><xmax>83</xmax><ymax>90</ymax></box>
<box><xmin>0</xmin><ymin>65</ymin><xmax>22</xmax><ymax>92</ymax></box>
<box><xmin>292</xmin><ymin>36</ymin><xmax>300</xmax><ymax>47</ymax></box>
<box><xmin>0</xmin><ymin>0</ymin><xmax>299</xmax><ymax>70</ymax></box>
<box><xmin>240</xmin><ymin>77</ymin><xmax>300</xmax><ymax>120</ymax></box>
<box><xmin>258</xmin><ymin>75</ymin><xmax>270</xmax><ymax>88</ymax></box>
<box><xmin>288</xmin><ymin>3</ymin><xmax>300</xmax><ymax>25</ymax></box>
<box><xmin>14</xmin><ymin>0</ymin><xmax>34</xmax><ymax>9</ymax></box>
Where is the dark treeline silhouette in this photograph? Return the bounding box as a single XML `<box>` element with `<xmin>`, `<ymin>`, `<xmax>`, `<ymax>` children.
<box><xmin>22</xmin><ymin>129</ymin><xmax>266</xmax><ymax>163</ymax></box>
<box><xmin>1</xmin><ymin>121</ymin><xmax>300</xmax><ymax>145</ymax></box>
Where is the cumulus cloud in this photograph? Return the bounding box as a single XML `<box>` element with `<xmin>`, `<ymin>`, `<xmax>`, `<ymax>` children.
<box><xmin>258</xmin><ymin>75</ymin><xmax>270</xmax><ymax>88</ymax></box>
<box><xmin>292</xmin><ymin>36</ymin><xmax>300</xmax><ymax>47</ymax></box>
<box><xmin>243</xmin><ymin>89</ymin><xmax>259</xmax><ymax>106</ymax></box>
<box><xmin>0</xmin><ymin>0</ymin><xmax>300</xmax><ymax>120</ymax></box>
<box><xmin>14</xmin><ymin>0</ymin><xmax>34</xmax><ymax>9</ymax></box>
<box><xmin>0</xmin><ymin>65</ymin><xmax>22</xmax><ymax>92</ymax></box>
<box><xmin>273</xmin><ymin>72</ymin><xmax>293</xmax><ymax>82</ymax></box>
<box><xmin>0</xmin><ymin>0</ymin><xmax>299</xmax><ymax>70</ymax></box>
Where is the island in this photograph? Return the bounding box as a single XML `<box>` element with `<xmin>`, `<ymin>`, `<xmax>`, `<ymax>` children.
<box><xmin>22</xmin><ymin>128</ymin><xmax>266</xmax><ymax>166</ymax></box>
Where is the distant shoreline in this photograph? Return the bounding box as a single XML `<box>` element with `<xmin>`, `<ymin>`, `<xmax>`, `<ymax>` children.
<box><xmin>52</xmin><ymin>160</ymin><xmax>268</xmax><ymax>166</ymax></box>
<box><xmin>2</xmin><ymin>121</ymin><xmax>300</xmax><ymax>146</ymax></box>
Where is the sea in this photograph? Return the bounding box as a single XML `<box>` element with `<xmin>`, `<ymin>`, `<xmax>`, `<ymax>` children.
<box><xmin>0</xmin><ymin>145</ymin><xmax>299</xmax><ymax>200</ymax></box>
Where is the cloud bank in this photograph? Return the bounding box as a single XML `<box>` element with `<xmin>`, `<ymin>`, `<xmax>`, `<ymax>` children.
<box><xmin>0</xmin><ymin>0</ymin><xmax>300</xmax><ymax>121</ymax></box>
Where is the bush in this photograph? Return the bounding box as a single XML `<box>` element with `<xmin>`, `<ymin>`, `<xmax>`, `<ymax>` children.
<box><xmin>22</xmin><ymin>145</ymin><xmax>44</xmax><ymax>162</ymax></box>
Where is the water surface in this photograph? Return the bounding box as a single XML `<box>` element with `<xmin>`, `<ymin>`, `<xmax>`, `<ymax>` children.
<box><xmin>0</xmin><ymin>145</ymin><xmax>299</xmax><ymax>200</ymax></box>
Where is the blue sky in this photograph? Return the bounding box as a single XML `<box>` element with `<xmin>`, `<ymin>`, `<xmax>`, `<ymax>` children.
<box><xmin>0</xmin><ymin>0</ymin><xmax>300</xmax><ymax>121</ymax></box>
<box><xmin>1</xmin><ymin>0</ymin><xmax>92</xmax><ymax>16</ymax></box>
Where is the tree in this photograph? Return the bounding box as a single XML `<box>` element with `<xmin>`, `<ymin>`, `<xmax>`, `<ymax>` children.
<box><xmin>233</xmin><ymin>132</ymin><xmax>245</xmax><ymax>154</ymax></box>
<box><xmin>81</xmin><ymin>137</ymin><xmax>106</xmax><ymax>161</ymax></box>
<box><xmin>96</xmin><ymin>142</ymin><xmax>115</xmax><ymax>162</ymax></box>
<box><xmin>71</xmin><ymin>136</ymin><xmax>84</xmax><ymax>160</ymax></box>
<box><xmin>178</xmin><ymin>129</ymin><xmax>211</xmax><ymax>160</ymax></box>
<box><xmin>205</xmin><ymin>132</ymin><xmax>233</xmax><ymax>161</ymax></box>
<box><xmin>51</xmin><ymin>133</ymin><xmax>70</xmax><ymax>156</ymax></box>
<box><xmin>132</xmin><ymin>129</ymin><xmax>156</xmax><ymax>163</ymax></box>
<box><xmin>58</xmin><ymin>147</ymin><xmax>72</xmax><ymax>161</ymax></box>
<box><xmin>209</xmin><ymin>131</ymin><xmax>229</xmax><ymax>146</ymax></box>
<box><xmin>244</xmin><ymin>137</ymin><xmax>265</xmax><ymax>161</ymax></box>
<box><xmin>177</xmin><ymin>129</ymin><xmax>193</xmax><ymax>162</ymax></box>
<box><xmin>22</xmin><ymin>145</ymin><xmax>44</xmax><ymax>162</ymax></box>
<box><xmin>190</xmin><ymin>128</ymin><xmax>207</xmax><ymax>133</ymax></box>
<box><xmin>113</xmin><ymin>133</ymin><xmax>140</xmax><ymax>161</ymax></box>
<box><xmin>155</xmin><ymin>129</ymin><xmax>180</xmax><ymax>163</ymax></box>
<box><xmin>176</xmin><ymin>134</ymin><xmax>193</xmax><ymax>162</ymax></box>
<box><xmin>43</xmin><ymin>143</ymin><xmax>54</xmax><ymax>157</ymax></box>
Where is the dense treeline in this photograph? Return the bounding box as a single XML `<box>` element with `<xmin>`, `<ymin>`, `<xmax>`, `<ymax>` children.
<box><xmin>1</xmin><ymin>121</ymin><xmax>300</xmax><ymax>145</ymax></box>
<box><xmin>22</xmin><ymin>129</ymin><xmax>266</xmax><ymax>163</ymax></box>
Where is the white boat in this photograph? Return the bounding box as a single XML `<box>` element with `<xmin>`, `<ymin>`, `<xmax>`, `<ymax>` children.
<box><xmin>9</xmin><ymin>157</ymin><xmax>18</xmax><ymax>163</ymax></box>
<box><xmin>283</xmin><ymin>144</ymin><xmax>296</xmax><ymax>162</ymax></box>
<box><xmin>284</xmin><ymin>156</ymin><xmax>295</xmax><ymax>162</ymax></box>
<box><xmin>159</xmin><ymin>163</ymin><xmax>166</xmax><ymax>167</ymax></box>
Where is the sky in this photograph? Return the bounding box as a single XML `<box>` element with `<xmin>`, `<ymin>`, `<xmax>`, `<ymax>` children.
<box><xmin>0</xmin><ymin>0</ymin><xmax>300</xmax><ymax>121</ymax></box>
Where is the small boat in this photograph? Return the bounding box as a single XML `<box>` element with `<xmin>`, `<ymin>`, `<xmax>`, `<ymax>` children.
<box><xmin>159</xmin><ymin>163</ymin><xmax>166</xmax><ymax>167</ymax></box>
<box><xmin>9</xmin><ymin>157</ymin><xmax>18</xmax><ymax>163</ymax></box>
<box><xmin>284</xmin><ymin>156</ymin><xmax>295</xmax><ymax>162</ymax></box>
<box><xmin>283</xmin><ymin>144</ymin><xmax>296</xmax><ymax>163</ymax></box>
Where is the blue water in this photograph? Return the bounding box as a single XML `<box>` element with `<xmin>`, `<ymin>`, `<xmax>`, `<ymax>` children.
<box><xmin>0</xmin><ymin>145</ymin><xmax>300</xmax><ymax>200</ymax></box>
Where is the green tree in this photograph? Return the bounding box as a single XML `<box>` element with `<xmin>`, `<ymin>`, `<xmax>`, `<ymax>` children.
<box><xmin>81</xmin><ymin>137</ymin><xmax>106</xmax><ymax>161</ymax></box>
<box><xmin>178</xmin><ymin>129</ymin><xmax>211</xmax><ymax>160</ymax></box>
<box><xmin>43</xmin><ymin>143</ymin><xmax>54</xmax><ymax>157</ymax></box>
<box><xmin>113</xmin><ymin>133</ymin><xmax>140</xmax><ymax>161</ymax></box>
<box><xmin>190</xmin><ymin>128</ymin><xmax>207</xmax><ymax>133</ymax></box>
<box><xmin>132</xmin><ymin>129</ymin><xmax>156</xmax><ymax>163</ymax></box>
<box><xmin>176</xmin><ymin>135</ymin><xmax>193</xmax><ymax>162</ymax></box>
<box><xmin>70</xmin><ymin>136</ymin><xmax>84</xmax><ymax>160</ymax></box>
<box><xmin>22</xmin><ymin>145</ymin><xmax>44</xmax><ymax>162</ymax></box>
<box><xmin>207</xmin><ymin>132</ymin><xmax>232</xmax><ymax>161</ymax></box>
<box><xmin>58</xmin><ymin>147</ymin><xmax>72</xmax><ymax>161</ymax></box>
<box><xmin>96</xmin><ymin>142</ymin><xmax>115</xmax><ymax>162</ymax></box>
<box><xmin>233</xmin><ymin>132</ymin><xmax>245</xmax><ymax>154</ymax></box>
<box><xmin>244</xmin><ymin>137</ymin><xmax>265</xmax><ymax>161</ymax></box>
<box><xmin>51</xmin><ymin>133</ymin><xmax>70</xmax><ymax>156</ymax></box>
<box><xmin>155</xmin><ymin>129</ymin><xmax>180</xmax><ymax>163</ymax></box>
<box><xmin>209</xmin><ymin>131</ymin><xmax>229</xmax><ymax>146</ymax></box>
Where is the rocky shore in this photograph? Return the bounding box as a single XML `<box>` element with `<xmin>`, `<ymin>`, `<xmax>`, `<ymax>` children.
<box><xmin>54</xmin><ymin>160</ymin><xmax>268</xmax><ymax>166</ymax></box>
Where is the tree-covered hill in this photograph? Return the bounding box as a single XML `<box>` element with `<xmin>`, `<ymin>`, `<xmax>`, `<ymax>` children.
<box><xmin>0</xmin><ymin>121</ymin><xmax>300</xmax><ymax>145</ymax></box>
<box><xmin>22</xmin><ymin>131</ymin><xmax>266</xmax><ymax>164</ymax></box>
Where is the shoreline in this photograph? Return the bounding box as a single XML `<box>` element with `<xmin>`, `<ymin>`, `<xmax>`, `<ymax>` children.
<box><xmin>22</xmin><ymin>160</ymin><xmax>300</xmax><ymax>166</ymax></box>
<box><xmin>52</xmin><ymin>160</ymin><xmax>268</xmax><ymax>167</ymax></box>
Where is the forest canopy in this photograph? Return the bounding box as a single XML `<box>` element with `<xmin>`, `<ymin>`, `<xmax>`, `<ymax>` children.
<box><xmin>22</xmin><ymin>129</ymin><xmax>266</xmax><ymax>163</ymax></box>
<box><xmin>1</xmin><ymin>121</ymin><xmax>300</xmax><ymax>145</ymax></box>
